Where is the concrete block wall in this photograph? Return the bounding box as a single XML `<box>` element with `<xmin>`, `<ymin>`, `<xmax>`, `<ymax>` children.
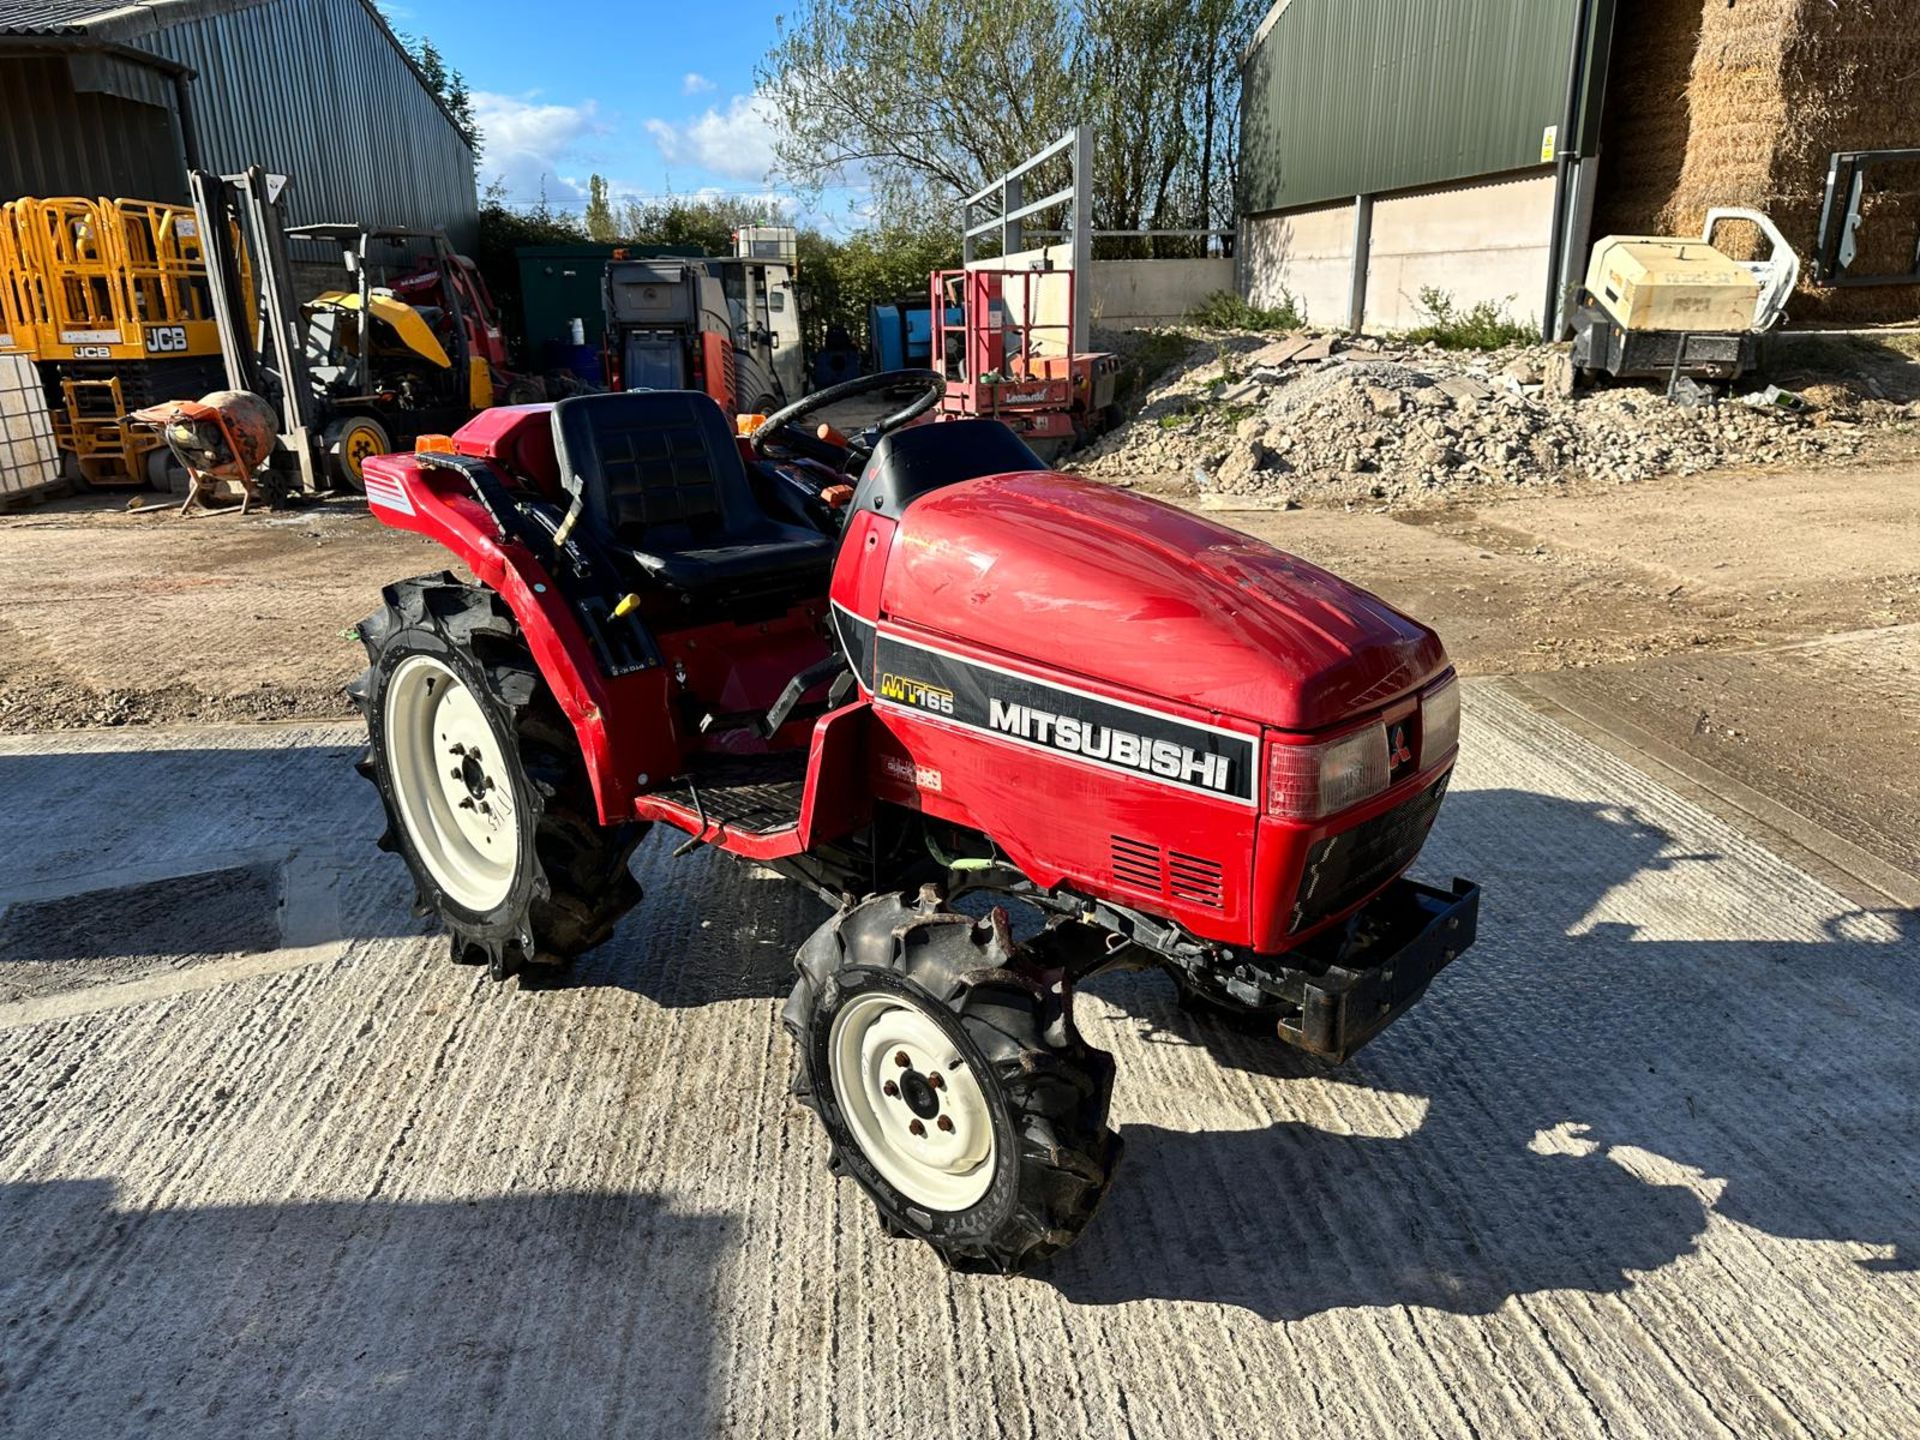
<box><xmin>967</xmin><ymin>247</ymin><xmax>1232</xmax><ymax>342</ymax></box>
<box><xmin>1365</xmin><ymin>169</ymin><xmax>1554</xmax><ymax>331</ymax></box>
<box><xmin>1244</xmin><ymin>165</ymin><xmax>1555</xmax><ymax>334</ymax></box>
<box><xmin>1087</xmin><ymin>259</ymin><xmax>1236</xmax><ymax>330</ymax></box>
<box><xmin>1244</xmin><ymin>202</ymin><xmax>1355</xmax><ymax>326</ymax></box>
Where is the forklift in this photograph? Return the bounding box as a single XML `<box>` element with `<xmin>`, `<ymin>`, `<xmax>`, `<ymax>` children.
<box><xmin>189</xmin><ymin>166</ymin><xmax>526</xmax><ymax>492</ymax></box>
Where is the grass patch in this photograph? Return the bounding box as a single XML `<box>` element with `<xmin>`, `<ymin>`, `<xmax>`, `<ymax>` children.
<box><xmin>1121</xmin><ymin>328</ymin><xmax>1201</xmax><ymax>396</ymax></box>
<box><xmin>1189</xmin><ymin>288</ymin><xmax>1305</xmax><ymax>332</ymax></box>
<box><xmin>1398</xmin><ymin>288</ymin><xmax>1536</xmax><ymax>350</ymax></box>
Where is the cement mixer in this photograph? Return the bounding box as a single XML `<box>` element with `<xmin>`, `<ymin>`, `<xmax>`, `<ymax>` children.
<box><xmin>131</xmin><ymin>389</ymin><xmax>280</xmax><ymax>516</ymax></box>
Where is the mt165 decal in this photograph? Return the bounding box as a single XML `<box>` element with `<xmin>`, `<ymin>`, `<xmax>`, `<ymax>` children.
<box><xmin>856</xmin><ymin>620</ymin><xmax>1257</xmax><ymax>805</ymax></box>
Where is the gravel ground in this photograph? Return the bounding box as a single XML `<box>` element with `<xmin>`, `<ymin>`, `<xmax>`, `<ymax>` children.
<box><xmin>2</xmin><ymin>685</ymin><xmax>1914</xmax><ymax>1438</ymax></box>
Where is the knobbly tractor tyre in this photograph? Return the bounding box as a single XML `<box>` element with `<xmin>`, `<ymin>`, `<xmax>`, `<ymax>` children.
<box><xmin>785</xmin><ymin>888</ymin><xmax>1121</xmax><ymax>1273</ymax></box>
<box><xmin>348</xmin><ymin>574</ymin><xmax>646</xmax><ymax>981</ymax></box>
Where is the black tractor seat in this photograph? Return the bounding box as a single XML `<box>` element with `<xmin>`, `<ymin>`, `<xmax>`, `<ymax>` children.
<box><xmin>551</xmin><ymin>390</ymin><xmax>834</xmax><ymax>614</ymax></box>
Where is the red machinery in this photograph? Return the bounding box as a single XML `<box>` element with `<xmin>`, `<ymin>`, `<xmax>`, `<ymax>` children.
<box><xmin>929</xmin><ymin>268</ymin><xmax>1120</xmax><ymax>452</ymax></box>
<box><xmin>388</xmin><ymin>251</ymin><xmax>514</xmax><ymax>377</ymax></box>
<box><xmin>348</xmin><ymin>373</ymin><xmax>1477</xmax><ymax>1272</ymax></box>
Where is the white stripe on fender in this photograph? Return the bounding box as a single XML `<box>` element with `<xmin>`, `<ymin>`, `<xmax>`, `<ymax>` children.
<box><xmin>362</xmin><ymin>473</ymin><xmax>415</xmax><ymax>515</ymax></box>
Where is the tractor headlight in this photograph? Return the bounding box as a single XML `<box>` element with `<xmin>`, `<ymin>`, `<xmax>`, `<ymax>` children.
<box><xmin>1421</xmin><ymin>675</ymin><xmax>1460</xmax><ymax>765</ymax></box>
<box><xmin>1266</xmin><ymin>723</ymin><xmax>1390</xmax><ymax>820</ymax></box>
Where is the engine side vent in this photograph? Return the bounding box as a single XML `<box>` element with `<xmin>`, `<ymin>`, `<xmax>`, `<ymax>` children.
<box><xmin>1167</xmin><ymin>850</ymin><xmax>1225</xmax><ymax>909</ymax></box>
<box><xmin>1110</xmin><ymin>834</ymin><xmax>1163</xmax><ymax>894</ymax></box>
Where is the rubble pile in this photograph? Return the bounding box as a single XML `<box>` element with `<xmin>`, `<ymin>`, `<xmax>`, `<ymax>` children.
<box><xmin>1073</xmin><ymin>331</ymin><xmax>1912</xmax><ymax>507</ymax></box>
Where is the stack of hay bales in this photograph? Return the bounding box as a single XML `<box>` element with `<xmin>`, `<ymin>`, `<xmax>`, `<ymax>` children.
<box><xmin>1656</xmin><ymin>0</ymin><xmax>1920</xmax><ymax>323</ymax></box>
<box><xmin>1591</xmin><ymin>0</ymin><xmax>1708</xmax><ymax>239</ymax></box>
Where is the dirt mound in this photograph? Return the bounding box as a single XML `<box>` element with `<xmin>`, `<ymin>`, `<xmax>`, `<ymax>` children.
<box><xmin>1074</xmin><ymin>331</ymin><xmax>1916</xmax><ymax>508</ymax></box>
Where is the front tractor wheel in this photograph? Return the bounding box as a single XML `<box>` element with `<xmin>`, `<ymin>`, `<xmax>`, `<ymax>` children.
<box><xmin>785</xmin><ymin>889</ymin><xmax>1121</xmax><ymax>1273</ymax></box>
<box><xmin>348</xmin><ymin>574</ymin><xmax>646</xmax><ymax>981</ymax></box>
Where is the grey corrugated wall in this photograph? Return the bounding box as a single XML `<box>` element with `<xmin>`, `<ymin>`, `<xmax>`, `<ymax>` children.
<box><xmin>0</xmin><ymin>55</ymin><xmax>188</xmax><ymax>200</ymax></box>
<box><xmin>0</xmin><ymin>0</ymin><xmax>477</xmax><ymax>247</ymax></box>
<box><xmin>1240</xmin><ymin>0</ymin><xmax>1579</xmax><ymax>215</ymax></box>
<box><xmin>129</xmin><ymin>0</ymin><xmax>478</xmax><ymax>247</ymax></box>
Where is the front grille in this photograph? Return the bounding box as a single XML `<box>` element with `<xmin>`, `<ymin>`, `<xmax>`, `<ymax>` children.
<box><xmin>1110</xmin><ymin>834</ymin><xmax>1163</xmax><ymax>893</ymax></box>
<box><xmin>1290</xmin><ymin>772</ymin><xmax>1450</xmax><ymax>933</ymax></box>
<box><xmin>1110</xmin><ymin>836</ymin><xmax>1225</xmax><ymax>910</ymax></box>
<box><xmin>1167</xmin><ymin>850</ymin><xmax>1224</xmax><ymax>908</ymax></box>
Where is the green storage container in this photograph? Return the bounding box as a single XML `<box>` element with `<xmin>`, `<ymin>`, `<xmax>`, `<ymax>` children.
<box><xmin>515</xmin><ymin>244</ymin><xmax>703</xmax><ymax>354</ymax></box>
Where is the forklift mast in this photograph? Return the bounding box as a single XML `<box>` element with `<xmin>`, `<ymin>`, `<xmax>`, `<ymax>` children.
<box><xmin>190</xmin><ymin>166</ymin><xmax>321</xmax><ymax>490</ymax></box>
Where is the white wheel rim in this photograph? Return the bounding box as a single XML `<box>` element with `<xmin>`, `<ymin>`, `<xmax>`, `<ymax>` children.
<box><xmin>829</xmin><ymin>990</ymin><xmax>997</xmax><ymax>1212</ymax></box>
<box><xmin>383</xmin><ymin>654</ymin><xmax>521</xmax><ymax>912</ymax></box>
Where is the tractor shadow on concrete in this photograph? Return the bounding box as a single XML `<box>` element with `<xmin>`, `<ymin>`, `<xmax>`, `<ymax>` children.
<box><xmin>566</xmin><ymin>837</ymin><xmax>829</xmax><ymax>1006</ymax></box>
<box><xmin>1045</xmin><ymin>788</ymin><xmax>1919</xmax><ymax>1321</ymax></box>
<box><xmin>0</xmin><ymin>1178</ymin><xmax>730</xmax><ymax>1436</ymax></box>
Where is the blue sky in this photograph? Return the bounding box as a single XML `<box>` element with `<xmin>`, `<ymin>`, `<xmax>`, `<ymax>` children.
<box><xmin>381</xmin><ymin>0</ymin><xmax>850</xmax><ymax>226</ymax></box>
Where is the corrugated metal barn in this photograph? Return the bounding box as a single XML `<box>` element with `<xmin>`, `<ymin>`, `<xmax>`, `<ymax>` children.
<box><xmin>0</xmin><ymin>0</ymin><xmax>478</xmax><ymax>249</ymax></box>
<box><xmin>1240</xmin><ymin>0</ymin><xmax>1920</xmax><ymax>333</ymax></box>
<box><xmin>1239</xmin><ymin>0</ymin><xmax>1612</xmax><ymax>336</ymax></box>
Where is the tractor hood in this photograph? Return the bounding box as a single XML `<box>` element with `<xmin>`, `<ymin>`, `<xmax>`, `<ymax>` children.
<box><xmin>879</xmin><ymin>472</ymin><xmax>1447</xmax><ymax>731</ymax></box>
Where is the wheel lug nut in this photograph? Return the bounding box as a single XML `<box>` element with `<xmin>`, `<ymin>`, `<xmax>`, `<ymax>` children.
<box><xmin>882</xmin><ymin>1081</ymin><xmax>899</xmax><ymax>1098</ymax></box>
<box><xmin>927</xmin><ymin>1071</ymin><xmax>944</xmax><ymax>1091</ymax></box>
<box><xmin>936</xmin><ymin>1115</ymin><xmax>954</xmax><ymax>1133</ymax></box>
<box><xmin>908</xmin><ymin>1119</ymin><xmax>926</xmax><ymax>1137</ymax></box>
<box><xmin>893</xmin><ymin>1051</ymin><xmax>910</xmax><ymax>1069</ymax></box>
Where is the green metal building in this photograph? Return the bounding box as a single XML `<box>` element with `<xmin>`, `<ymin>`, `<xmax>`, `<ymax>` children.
<box><xmin>1238</xmin><ymin>0</ymin><xmax>1616</xmax><ymax>336</ymax></box>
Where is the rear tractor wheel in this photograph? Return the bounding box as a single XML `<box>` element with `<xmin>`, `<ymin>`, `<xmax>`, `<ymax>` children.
<box><xmin>348</xmin><ymin>574</ymin><xmax>647</xmax><ymax>981</ymax></box>
<box><xmin>785</xmin><ymin>888</ymin><xmax>1121</xmax><ymax>1272</ymax></box>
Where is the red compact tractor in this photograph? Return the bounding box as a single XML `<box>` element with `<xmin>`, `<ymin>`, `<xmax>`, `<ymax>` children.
<box><xmin>349</xmin><ymin>371</ymin><xmax>1478</xmax><ymax>1272</ymax></box>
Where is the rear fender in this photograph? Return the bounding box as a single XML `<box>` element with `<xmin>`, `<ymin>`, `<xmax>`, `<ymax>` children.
<box><xmin>360</xmin><ymin>452</ymin><xmax>671</xmax><ymax>823</ymax></box>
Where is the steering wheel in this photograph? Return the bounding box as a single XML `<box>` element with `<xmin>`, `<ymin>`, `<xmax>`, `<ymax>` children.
<box><xmin>749</xmin><ymin>369</ymin><xmax>945</xmax><ymax>472</ymax></box>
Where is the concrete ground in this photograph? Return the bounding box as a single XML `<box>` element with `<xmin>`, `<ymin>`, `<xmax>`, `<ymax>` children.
<box><xmin>2</xmin><ymin>684</ymin><xmax>1915</xmax><ymax>1438</ymax></box>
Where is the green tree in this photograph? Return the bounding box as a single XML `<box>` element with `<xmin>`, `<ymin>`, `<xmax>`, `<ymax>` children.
<box><xmin>616</xmin><ymin>194</ymin><xmax>791</xmax><ymax>255</ymax></box>
<box><xmin>584</xmin><ymin>175</ymin><xmax>617</xmax><ymax>243</ymax></box>
<box><xmin>763</xmin><ymin>0</ymin><xmax>1077</xmax><ymax>215</ymax></box>
<box><xmin>1082</xmin><ymin>0</ymin><xmax>1250</xmax><ymax>248</ymax></box>
<box><xmin>795</xmin><ymin>222</ymin><xmax>960</xmax><ymax>351</ymax></box>
<box><xmin>475</xmin><ymin>180</ymin><xmax>585</xmax><ymax>360</ymax></box>
<box><xmin>761</xmin><ymin>0</ymin><xmax>1261</xmax><ymax>254</ymax></box>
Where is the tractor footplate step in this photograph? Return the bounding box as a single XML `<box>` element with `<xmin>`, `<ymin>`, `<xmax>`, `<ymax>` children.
<box><xmin>659</xmin><ymin>752</ymin><xmax>808</xmax><ymax>835</ymax></box>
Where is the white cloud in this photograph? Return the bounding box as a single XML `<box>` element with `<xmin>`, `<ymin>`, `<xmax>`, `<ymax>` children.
<box><xmin>681</xmin><ymin>72</ymin><xmax>715</xmax><ymax>95</ymax></box>
<box><xmin>472</xmin><ymin>90</ymin><xmax>605</xmax><ymax>204</ymax></box>
<box><xmin>645</xmin><ymin>92</ymin><xmax>781</xmax><ymax>183</ymax></box>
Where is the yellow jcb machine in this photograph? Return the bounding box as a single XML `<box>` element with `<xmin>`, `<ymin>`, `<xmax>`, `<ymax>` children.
<box><xmin>0</xmin><ymin>195</ymin><xmax>246</xmax><ymax>486</ymax></box>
